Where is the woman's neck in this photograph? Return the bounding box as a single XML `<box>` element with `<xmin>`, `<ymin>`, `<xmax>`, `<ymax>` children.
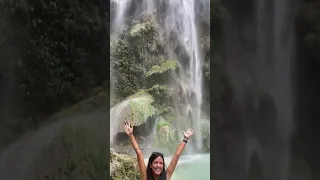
<box><xmin>153</xmin><ymin>174</ymin><xmax>159</xmax><ymax>180</ymax></box>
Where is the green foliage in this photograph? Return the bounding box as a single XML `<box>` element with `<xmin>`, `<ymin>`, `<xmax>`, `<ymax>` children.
<box><xmin>0</xmin><ymin>0</ymin><xmax>109</xmax><ymax>128</ymax></box>
<box><xmin>145</xmin><ymin>60</ymin><xmax>178</xmax><ymax>77</ymax></box>
<box><xmin>110</xmin><ymin>13</ymin><xmax>164</xmax><ymax>100</ymax></box>
<box><xmin>110</xmin><ymin>150</ymin><xmax>140</xmax><ymax>180</ymax></box>
<box><xmin>127</xmin><ymin>92</ymin><xmax>157</xmax><ymax>126</ymax></box>
<box><xmin>156</xmin><ymin>118</ymin><xmax>170</xmax><ymax>132</ymax></box>
<box><xmin>130</xmin><ymin>15</ymin><xmax>157</xmax><ymax>38</ymax></box>
<box><xmin>150</xmin><ymin>84</ymin><xmax>168</xmax><ymax>90</ymax></box>
<box><xmin>128</xmin><ymin>89</ymin><xmax>151</xmax><ymax>99</ymax></box>
<box><xmin>146</xmin><ymin>84</ymin><xmax>172</xmax><ymax>115</ymax></box>
<box><xmin>111</xmin><ymin>91</ymin><xmax>157</xmax><ymax>127</ymax></box>
<box><xmin>142</xmin><ymin>61</ymin><xmax>178</xmax><ymax>115</ymax></box>
<box><xmin>147</xmin><ymin>84</ymin><xmax>168</xmax><ymax>95</ymax></box>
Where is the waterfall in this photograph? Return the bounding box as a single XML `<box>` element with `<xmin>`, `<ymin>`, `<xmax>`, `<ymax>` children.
<box><xmin>110</xmin><ymin>0</ymin><xmax>209</xmax><ymax>150</ymax></box>
<box><xmin>223</xmin><ymin>0</ymin><xmax>295</xmax><ymax>179</ymax></box>
<box><xmin>255</xmin><ymin>0</ymin><xmax>295</xmax><ymax>179</ymax></box>
<box><xmin>255</xmin><ymin>0</ymin><xmax>295</xmax><ymax>139</ymax></box>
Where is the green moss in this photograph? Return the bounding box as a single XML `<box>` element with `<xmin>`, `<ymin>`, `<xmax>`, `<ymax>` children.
<box><xmin>110</xmin><ymin>150</ymin><xmax>140</xmax><ymax>180</ymax></box>
<box><xmin>126</xmin><ymin>91</ymin><xmax>157</xmax><ymax>126</ymax></box>
<box><xmin>34</xmin><ymin>121</ymin><xmax>108</xmax><ymax>180</ymax></box>
<box><xmin>128</xmin><ymin>90</ymin><xmax>151</xmax><ymax>99</ymax></box>
<box><xmin>200</xmin><ymin>35</ymin><xmax>210</xmax><ymax>51</ymax></box>
<box><xmin>130</xmin><ymin>22</ymin><xmax>154</xmax><ymax>37</ymax></box>
<box><xmin>110</xmin><ymin>13</ymin><xmax>163</xmax><ymax>99</ymax></box>
<box><xmin>147</xmin><ymin>84</ymin><xmax>169</xmax><ymax>92</ymax></box>
<box><xmin>156</xmin><ymin>119</ymin><xmax>170</xmax><ymax>132</ymax></box>
<box><xmin>145</xmin><ymin>60</ymin><xmax>178</xmax><ymax>77</ymax></box>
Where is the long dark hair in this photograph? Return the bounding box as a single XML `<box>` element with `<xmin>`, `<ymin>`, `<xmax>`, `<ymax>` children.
<box><xmin>147</xmin><ymin>152</ymin><xmax>167</xmax><ymax>180</ymax></box>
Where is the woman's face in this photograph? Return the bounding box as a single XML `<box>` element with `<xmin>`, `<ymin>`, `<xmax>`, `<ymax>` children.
<box><xmin>151</xmin><ymin>156</ymin><xmax>164</xmax><ymax>175</ymax></box>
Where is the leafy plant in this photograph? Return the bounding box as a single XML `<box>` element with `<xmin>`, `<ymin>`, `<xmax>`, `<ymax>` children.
<box><xmin>110</xmin><ymin>13</ymin><xmax>163</xmax><ymax>101</ymax></box>
<box><xmin>110</xmin><ymin>91</ymin><xmax>157</xmax><ymax>128</ymax></box>
<box><xmin>0</xmin><ymin>0</ymin><xmax>109</xmax><ymax>130</ymax></box>
<box><xmin>145</xmin><ymin>60</ymin><xmax>178</xmax><ymax>77</ymax></box>
<box><xmin>128</xmin><ymin>92</ymin><xmax>157</xmax><ymax>126</ymax></box>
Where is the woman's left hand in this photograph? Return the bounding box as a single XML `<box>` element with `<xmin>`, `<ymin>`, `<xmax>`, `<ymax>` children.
<box><xmin>183</xmin><ymin>128</ymin><xmax>194</xmax><ymax>140</ymax></box>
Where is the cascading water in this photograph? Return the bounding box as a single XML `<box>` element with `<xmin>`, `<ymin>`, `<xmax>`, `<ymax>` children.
<box><xmin>255</xmin><ymin>0</ymin><xmax>294</xmax><ymax>179</ymax></box>
<box><xmin>110</xmin><ymin>1</ymin><xmax>210</xmax><ymax>179</ymax></box>
<box><xmin>223</xmin><ymin>0</ymin><xmax>295</xmax><ymax>179</ymax></box>
<box><xmin>110</xmin><ymin>0</ymin><xmax>209</xmax><ymax>151</ymax></box>
<box><xmin>254</xmin><ymin>0</ymin><xmax>294</xmax><ymax>179</ymax></box>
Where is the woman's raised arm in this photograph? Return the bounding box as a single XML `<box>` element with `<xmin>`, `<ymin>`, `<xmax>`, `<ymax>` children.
<box><xmin>166</xmin><ymin>128</ymin><xmax>194</xmax><ymax>178</ymax></box>
<box><xmin>124</xmin><ymin>121</ymin><xmax>147</xmax><ymax>180</ymax></box>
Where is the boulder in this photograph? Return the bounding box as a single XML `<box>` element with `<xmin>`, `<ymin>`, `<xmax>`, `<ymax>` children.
<box><xmin>110</xmin><ymin>149</ymin><xmax>140</xmax><ymax>180</ymax></box>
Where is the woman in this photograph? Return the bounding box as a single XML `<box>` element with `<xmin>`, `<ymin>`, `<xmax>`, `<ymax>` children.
<box><xmin>124</xmin><ymin>121</ymin><xmax>194</xmax><ymax>180</ymax></box>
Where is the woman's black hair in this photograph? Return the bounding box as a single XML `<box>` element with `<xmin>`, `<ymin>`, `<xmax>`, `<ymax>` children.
<box><xmin>146</xmin><ymin>152</ymin><xmax>167</xmax><ymax>180</ymax></box>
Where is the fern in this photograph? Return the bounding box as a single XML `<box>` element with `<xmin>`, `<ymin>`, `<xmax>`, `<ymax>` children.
<box><xmin>145</xmin><ymin>60</ymin><xmax>178</xmax><ymax>77</ymax></box>
<box><xmin>110</xmin><ymin>91</ymin><xmax>157</xmax><ymax>128</ymax></box>
<box><xmin>128</xmin><ymin>92</ymin><xmax>157</xmax><ymax>126</ymax></box>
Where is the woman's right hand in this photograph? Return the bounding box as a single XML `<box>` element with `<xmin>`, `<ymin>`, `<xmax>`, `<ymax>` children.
<box><xmin>124</xmin><ymin>121</ymin><xmax>133</xmax><ymax>136</ymax></box>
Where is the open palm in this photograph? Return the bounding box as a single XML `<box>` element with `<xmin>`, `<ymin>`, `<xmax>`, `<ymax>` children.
<box><xmin>183</xmin><ymin>128</ymin><xmax>194</xmax><ymax>139</ymax></box>
<box><xmin>124</xmin><ymin>121</ymin><xmax>133</xmax><ymax>135</ymax></box>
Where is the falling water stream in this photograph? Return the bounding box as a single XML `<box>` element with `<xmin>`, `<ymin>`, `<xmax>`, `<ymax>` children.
<box><xmin>255</xmin><ymin>0</ymin><xmax>294</xmax><ymax>179</ymax></box>
<box><xmin>223</xmin><ymin>0</ymin><xmax>295</xmax><ymax>179</ymax></box>
<box><xmin>111</xmin><ymin>0</ymin><xmax>210</xmax><ymax>179</ymax></box>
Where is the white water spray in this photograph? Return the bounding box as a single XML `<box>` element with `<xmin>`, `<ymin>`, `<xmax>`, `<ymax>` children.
<box><xmin>225</xmin><ymin>0</ymin><xmax>295</xmax><ymax>179</ymax></box>
<box><xmin>255</xmin><ymin>0</ymin><xmax>294</xmax><ymax>179</ymax></box>
<box><xmin>110</xmin><ymin>96</ymin><xmax>155</xmax><ymax>144</ymax></box>
<box><xmin>110</xmin><ymin>0</ymin><xmax>209</xmax><ymax>150</ymax></box>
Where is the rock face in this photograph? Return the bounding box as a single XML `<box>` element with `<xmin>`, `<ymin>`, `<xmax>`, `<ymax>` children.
<box><xmin>0</xmin><ymin>112</ymin><xmax>109</xmax><ymax>180</ymax></box>
<box><xmin>110</xmin><ymin>149</ymin><xmax>140</xmax><ymax>180</ymax></box>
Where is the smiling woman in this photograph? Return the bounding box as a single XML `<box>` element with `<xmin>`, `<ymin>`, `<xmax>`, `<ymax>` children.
<box><xmin>124</xmin><ymin>121</ymin><xmax>195</xmax><ymax>180</ymax></box>
<box><xmin>147</xmin><ymin>152</ymin><xmax>167</xmax><ymax>180</ymax></box>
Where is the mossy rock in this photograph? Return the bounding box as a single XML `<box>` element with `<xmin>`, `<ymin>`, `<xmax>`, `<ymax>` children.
<box><xmin>130</xmin><ymin>21</ymin><xmax>155</xmax><ymax>37</ymax></box>
<box><xmin>110</xmin><ymin>91</ymin><xmax>157</xmax><ymax>131</ymax></box>
<box><xmin>110</xmin><ymin>150</ymin><xmax>140</xmax><ymax>180</ymax></box>
<box><xmin>29</xmin><ymin>119</ymin><xmax>108</xmax><ymax>180</ymax></box>
<box><xmin>200</xmin><ymin>35</ymin><xmax>210</xmax><ymax>51</ymax></box>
